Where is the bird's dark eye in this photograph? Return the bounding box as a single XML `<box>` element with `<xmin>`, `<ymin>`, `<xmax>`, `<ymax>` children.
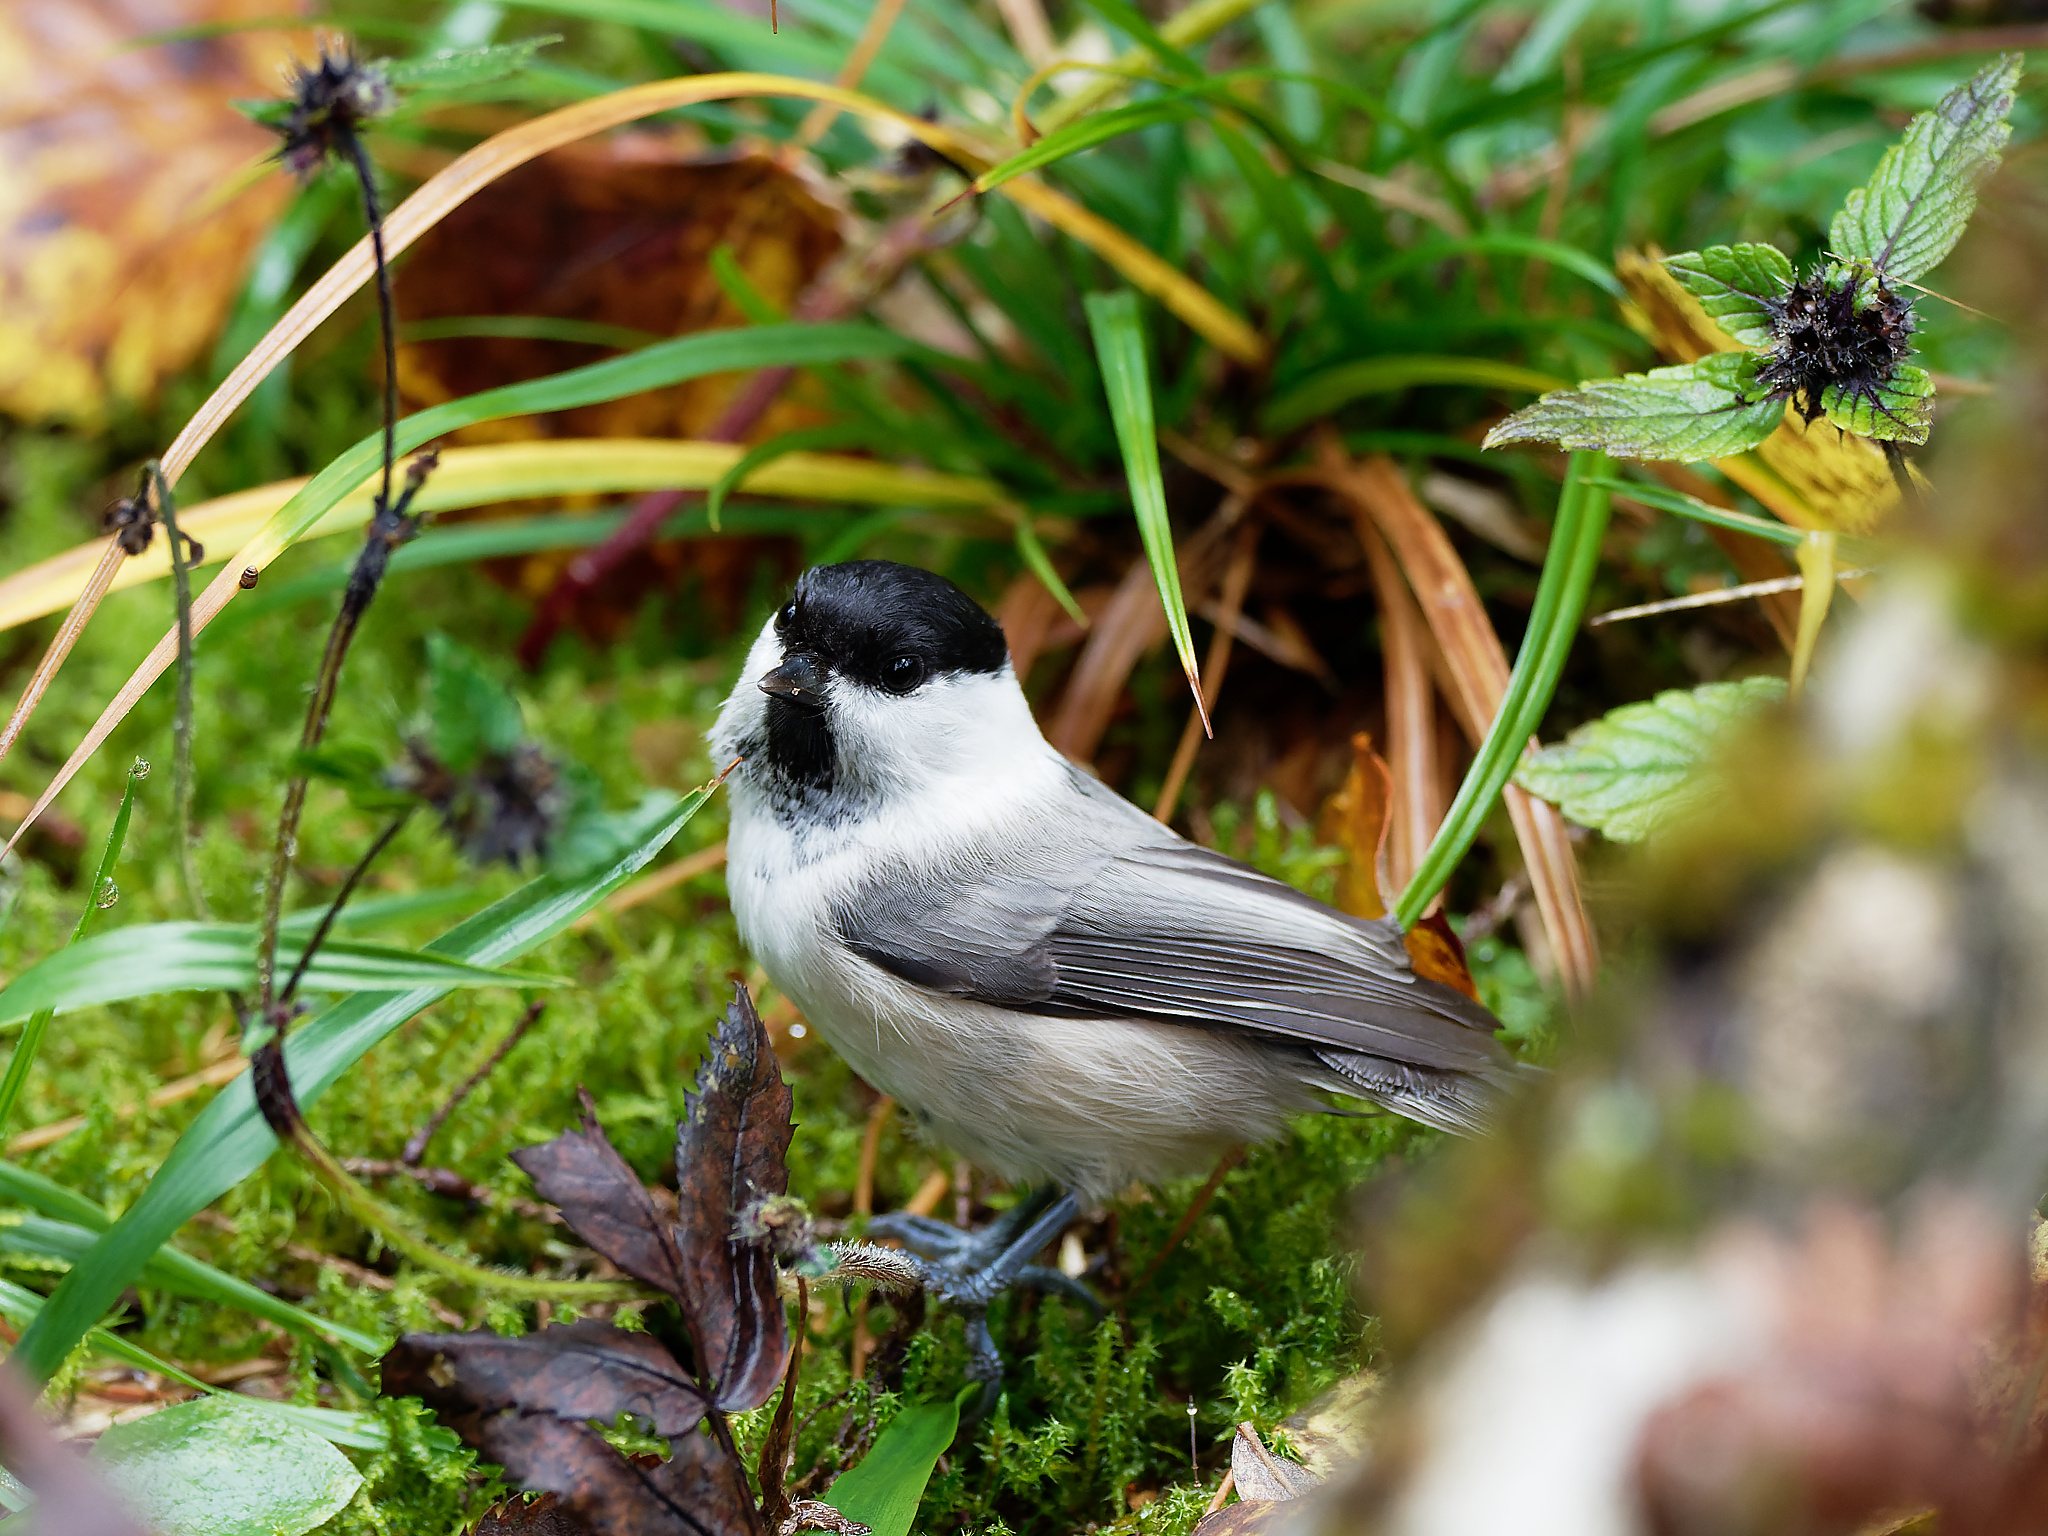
<box><xmin>776</xmin><ymin>601</ymin><xmax>797</xmax><ymax>629</ymax></box>
<box><xmin>882</xmin><ymin>654</ymin><xmax>926</xmax><ymax>694</ymax></box>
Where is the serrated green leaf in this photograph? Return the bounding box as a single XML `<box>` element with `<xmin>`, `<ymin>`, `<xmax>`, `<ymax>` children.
<box><xmin>1482</xmin><ymin>353</ymin><xmax>1781</xmax><ymax>462</ymax></box>
<box><xmin>1830</xmin><ymin>54</ymin><xmax>2021</xmax><ymax>282</ymax></box>
<box><xmin>384</xmin><ymin>37</ymin><xmax>559</xmax><ymax>95</ymax></box>
<box><xmin>1820</xmin><ymin>365</ymin><xmax>1934</xmax><ymax>445</ymax></box>
<box><xmin>1662</xmin><ymin>244</ymin><xmax>1793</xmax><ymax>347</ymax></box>
<box><xmin>90</xmin><ymin>1397</ymin><xmax>363</xmax><ymax>1536</ymax></box>
<box><xmin>425</xmin><ymin>634</ymin><xmax>527</xmax><ymax>769</ymax></box>
<box><xmin>1513</xmin><ymin>677</ymin><xmax>1787</xmax><ymax>841</ymax></box>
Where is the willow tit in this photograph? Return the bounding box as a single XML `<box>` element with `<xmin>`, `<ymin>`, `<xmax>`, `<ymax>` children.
<box><xmin>711</xmin><ymin>560</ymin><xmax>1514</xmax><ymax>1227</ymax></box>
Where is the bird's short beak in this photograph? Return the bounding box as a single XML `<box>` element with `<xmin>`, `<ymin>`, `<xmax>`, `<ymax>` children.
<box><xmin>759</xmin><ymin>652</ymin><xmax>827</xmax><ymax>710</ymax></box>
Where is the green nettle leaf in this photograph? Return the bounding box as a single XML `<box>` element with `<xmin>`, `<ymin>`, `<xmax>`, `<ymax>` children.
<box><xmin>383</xmin><ymin>36</ymin><xmax>559</xmax><ymax>95</ymax></box>
<box><xmin>1820</xmin><ymin>364</ymin><xmax>1935</xmax><ymax>445</ymax></box>
<box><xmin>426</xmin><ymin>634</ymin><xmax>526</xmax><ymax>769</ymax></box>
<box><xmin>1512</xmin><ymin>676</ymin><xmax>1788</xmax><ymax>841</ymax></box>
<box><xmin>89</xmin><ymin>1397</ymin><xmax>363</xmax><ymax>1536</ymax></box>
<box><xmin>1830</xmin><ymin>53</ymin><xmax>2021</xmax><ymax>283</ymax></box>
<box><xmin>1662</xmin><ymin>244</ymin><xmax>1794</xmax><ymax>347</ymax></box>
<box><xmin>1481</xmin><ymin>353</ymin><xmax>1781</xmax><ymax>462</ymax></box>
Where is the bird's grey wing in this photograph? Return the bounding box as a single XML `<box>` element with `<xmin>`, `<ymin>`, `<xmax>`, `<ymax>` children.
<box><xmin>832</xmin><ymin>771</ymin><xmax>1506</xmax><ymax>1078</ymax></box>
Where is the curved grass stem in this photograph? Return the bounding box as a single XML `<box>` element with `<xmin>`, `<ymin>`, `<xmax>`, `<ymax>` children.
<box><xmin>1394</xmin><ymin>451</ymin><xmax>1613</xmax><ymax>932</ymax></box>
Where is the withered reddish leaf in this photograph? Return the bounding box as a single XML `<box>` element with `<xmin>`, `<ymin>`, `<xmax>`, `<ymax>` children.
<box><xmin>1402</xmin><ymin>911</ymin><xmax>1480</xmax><ymax>1001</ymax></box>
<box><xmin>675</xmin><ymin>985</ymin><xmax>795</xmax><ymax>1412</ymax></box>
<box><xmin>512</xmin><ymin>1090</ymin><xmax>689</xmax><ymax>1298</ymax></box>
<box><xmin>382</xmin><ymin>1320</ymin><xmax>707</xmax><ymax>1438</ymax></box>
<box><xmin>480</xmin><ymin>1410</ymin><xmax>764</xmax><ymax>1536</ymax></box>
<box><xmin>475</xmin><ymin>1491</ymin><xmax>594</xmax><ymax>1535</ymax></box>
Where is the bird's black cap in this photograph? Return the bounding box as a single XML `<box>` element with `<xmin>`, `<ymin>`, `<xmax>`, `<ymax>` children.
<box><xmin>773</xmin><ymin>561</ymin><xmax>1009</xmax><ymax>694</ymax></box>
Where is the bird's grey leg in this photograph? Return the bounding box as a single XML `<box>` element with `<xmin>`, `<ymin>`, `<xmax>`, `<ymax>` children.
<box><xmin>864</xmin><ymin>1186</ymin><xmax>1099</xmax><ymax>1406</ymax></box>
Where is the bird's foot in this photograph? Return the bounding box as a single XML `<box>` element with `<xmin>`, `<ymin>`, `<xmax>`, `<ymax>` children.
<box><xmin>865</xmin><ymin>1186</ymin><xmax>1100</xmax><ymax>1409</ymax></box>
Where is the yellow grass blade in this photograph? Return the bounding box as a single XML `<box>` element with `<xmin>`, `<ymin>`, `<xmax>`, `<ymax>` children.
<box><xmin>162</xmin><ymin>73</ymin><xmax>1261</xmax><ymax>488</ymax></box>
<box><xmin>0</xmin><ymin>440</ymin><xmax>1002</xmax><ymax>635</ymax></box>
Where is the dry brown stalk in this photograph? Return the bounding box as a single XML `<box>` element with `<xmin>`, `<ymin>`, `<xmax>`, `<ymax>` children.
<box><xmin>1046</xmin><ymin>499</ymin><xmax>1239</xmax><ymax>764</ymax></box>
<box><xmin>849</xmin><ymin>1094</ymin><xmax>897</xmax><ymax>1381</ymax></box>
<box><xmin>1314</xmin><ymin>437</ymin><xmax>1598</xmax><ymax>1000</ymax></box>
<box><xmin>1357</xmin><ymin>519</ymin><xmax>1443</xmax><ymax>893</ymax></box>
<box><xmin>1154</xmin><ymin>519</ymin><xmax>1260</xmax><ymax>822</ymax></box>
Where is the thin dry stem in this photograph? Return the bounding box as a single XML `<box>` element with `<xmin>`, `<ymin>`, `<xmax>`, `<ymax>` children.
<box><xmin>1154</xmin><ymin>520</ymin><xmax>1258</xmax><ymax>822</ymax></box>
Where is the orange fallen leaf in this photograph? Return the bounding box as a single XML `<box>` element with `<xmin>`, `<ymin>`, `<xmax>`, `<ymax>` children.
<box><xmin>0</xmin><ymin>0</ymin><xmax>303</xmax><ymax>426</ymax></box>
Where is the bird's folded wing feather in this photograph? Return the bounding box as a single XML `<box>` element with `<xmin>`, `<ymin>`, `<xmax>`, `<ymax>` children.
<box><xmin>833</xmin><ymin>776</ymin><xmax>1506</xmax><ymax>1076</ymax></box>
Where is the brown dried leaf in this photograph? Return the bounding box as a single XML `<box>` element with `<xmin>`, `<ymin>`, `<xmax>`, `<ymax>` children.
<box><xmin>381</xmin><ymin>1320</ymin><xmax>708</xmax><ymax>1440</ymax></box>
<box><xmin>1190</xmin><ymin>1502</ymin><xmax>1294</xmax><ymax>1536</ymax></box>
<box><xmin>1318</xmin><ymin>732</ymin><xmax>1394</xmax><ymax>921</ymax></box>
<box><xmin>1402</xmin><ymin>911</ymin><xmax>1480</xmax><ymax>1002</ymax></box>
<box><xmin>480</xmin><ymin>1411</ymin><xmax>764</xmax><ymax>1536</ymax></box>
<box><xmin>475</xmin><ymin>1492</ymin><xmax>594</xmax><ymax>1535</ymax></box>
<box><xmin>511</xmin><ymin>1090</ymin><xmax>690</xmax><ymax>1299</ymax></box>
<box><xmin>676</xmin><ymin>985</ymin><xmax>796</xmax><ymax>1412</ymax></box>
<box><xmin>1228</xmin><ymin>1423</ymin><xmax>1318</xmax><ymax>1501</ymax></box>
<box><xmin>0</xmin><ymin>0</ymin><xmax>298</xmax><ymax>426</ymax></box>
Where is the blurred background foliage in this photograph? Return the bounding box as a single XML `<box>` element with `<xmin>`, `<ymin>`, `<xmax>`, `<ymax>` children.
<box><xmin>0</xmin><ymin>0</ymin><xmax>2043</xmax><ymax>1531</ymax></box>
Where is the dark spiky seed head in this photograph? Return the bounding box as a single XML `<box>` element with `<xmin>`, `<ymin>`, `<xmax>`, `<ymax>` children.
<box><xmin>270</xmin><ymin>40</ymin><xmax>394</xmax><ymax>180</ymax></box>
<box><xmin>392</xmin><ymin>740</ymin><xmax>568</xmax><ymax>868</ymax></box>
<box><xmin>1752</xmin><ymin>269</ymin><xmax>1916</xmax><ymax>424</ymax></box>
<box><xmin>102</xmin><ymin>496</ymin><xmax>154</xmax><ymax>557</ymax></box>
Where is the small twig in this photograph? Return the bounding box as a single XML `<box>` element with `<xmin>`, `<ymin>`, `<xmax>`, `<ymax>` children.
<box><xmin>150</xmin><ymin>463</ymin><xmax>207</xmax><ymax>920</ymax></box>
<box><xmin>402</xmin><ymin>1000</ymin><xmax>548</xmax><ymax>1167</ymax></box>
<box><xmin>1130</xmin><ymin>1146</ymin><xmax>1244</xmax><ymax>1296</ymax></box>
<box><xmin>759</xmin><ymin>1274</ymin><xmax>809</xmax><ymax>1529</ymax></box>
<box><xmin>1457</xmin><ymin>873</ymin><xmax>1529</xmax><ymax>948</ymax></box>
<box><xmin>850</xmin><ymin>1094</ymin><xmax>895</xmax><ymax>1381</ymax></box>
<box><xmin>1154</xmin><ymin>519</ymin><xmax>1258</xmax><ymax>823</ymax></box>
<box><xmin>1204</xmin><ymin>1469</ymin><xmax>1236</xmax><ymax>1514</ymax></box>
<box><xmin>1587</xmin><ymin>568</ymin><xmax>1874</xmax><ymax>627</ymax></box>
<box><xmin>278</xmin><ymin>810</ymin><xmax>411</xmax><ymax>1008</ymax></box>
<box><xmin>342</xmin><ymin>134</ymin><xmax>396</xmax><ymax>518</ymax></box>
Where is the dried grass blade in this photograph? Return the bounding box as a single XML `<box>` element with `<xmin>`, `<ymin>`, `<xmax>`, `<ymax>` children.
<box><xmin>0</xmin><ymin>542</ymin><xmax>124</xmax><ymax>762</ymax></box>
<box><xmin>1358</xmin><ymin>520</ymin><xmax>1442</xmax><ymax>894</ymax></box>
<box><xmin>1154</xmin><ymin>518</ymin><xmax>1258</xmax><ymax>821</ymax></box>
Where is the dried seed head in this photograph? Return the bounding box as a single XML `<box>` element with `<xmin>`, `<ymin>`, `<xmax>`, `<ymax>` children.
<box><xmin>1752</xmin><ymin>267</ymin><xmax>1916</xmax><ymax>423</ymax></box>
<box><xmin>102</xmin><ymin>495</ymin><xmax>154</xmax><ymax>557</ymax></box>
<box><xmin>269</xmin><ymin>39</ymin><xmax>395</xmax><ymax>179</ymax></box>
<box><xmin>392</xmin><ymin>739</ymin><xmax>569</xmax><ymax>868</ymax></box>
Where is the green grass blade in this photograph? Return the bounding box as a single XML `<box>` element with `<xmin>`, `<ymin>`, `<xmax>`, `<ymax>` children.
<box><xmin>1394</xmin><ymin>451</ymin><xmax>1614</xmax><ymax>929</ymax></box>
<box><xmin>824</xmin><ymin>1388</ymin><xmax>970</xmax><ymax>1536</ymax></box>
<box><xmin>1014</xmin><ymin>517</ymin><xmax>1090</xmax><ymax>628</ymax></box>
<box><xmin>0</xmin><ymin>1209</ymin><xmax>383</xmax><ymax>1355</ymax></box>
<box><xmin>1076</xmin><ymin>0</ymin><xmax>1202</xmax><ymax>80</ymax></box>
<box><xmin>1265</xmin><ymin>357</ymin><xmax>1568</xmax><ymax>434</ymax></box>
<box><xmin>0</xmin><ymin>761</ymin><xmax>143</xmax><ymax>1137</ymax></box>
<box><xmin>1360</xmin><ymin>234</ymin><xmax>1625</xmax><ymax>298</ymax></box>
<box><xmin>0</xmin><ymin>928</ymin><xmax>556</xmax><ymax>1029</ymax></box>
<box><xmin>975</xmin><ymin>96</ymin><xmax>1203</xmax><ymax>193</ymax></box>
<box><xmin>1083</xmin><ymin>290</ymin><xmax>1204</xmax><ymax>720</ymax></box>
<box><xmin>397</xmin><ymin>315</ymin><xmax>660</xmax><ymax>349</ymax></box>
<box><xmin>705</xmin><ymin>424</ymin><xmax>877</xmax><ymax>531</ymax></box>
<box><xmin>10</xmin><ymin>789</ymin><xmax>708</xmax><ymax>1383</ymax></box>
<box><xmin>243</xmin><ymin>323</ymin><xmax>907</xmax><ymax>575</ymax></box>
<box><xmin>0</xmin><ymin>1276</ymin><xmax>211</xmax><ymax>1394</ymax></box>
